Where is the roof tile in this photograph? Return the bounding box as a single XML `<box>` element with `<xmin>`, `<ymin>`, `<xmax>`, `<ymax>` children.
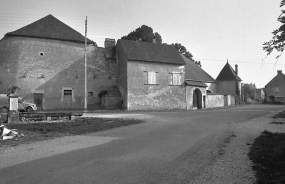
<box><xmin>118</xmin><ymin>39</ymin><xmax>185</xmax><ymax>65</ymax></box>
<box><xmin>216</xmin><ymin>62</ymin><xmax>241</xmax><ymax>81</ymax></box>
<box><xmin>182</xmin><ymin>54</ymin><xmax>215</xmax><ymax>83</ymax></box>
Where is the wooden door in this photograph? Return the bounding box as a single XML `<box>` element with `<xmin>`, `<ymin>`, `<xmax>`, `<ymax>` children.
<box><xmin>34</xmin><ymin>93</ymin><xmax>43</xmax><ymax>110</ymax></box>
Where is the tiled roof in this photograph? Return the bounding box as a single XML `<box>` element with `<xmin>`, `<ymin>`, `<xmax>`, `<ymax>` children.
<box><xmin>265</xmin><ymin>72</ymin><xmax>285</xmax><ymax>87</ymax></box>
<box><xmin>181</xmin><ymin>54</ymin><xmax>215</xmax><ymax>83</ymax></box>
<box><xmin>118</xmin><ymin>39</ymin><xmax>186</xmax><ymax>65</ymax></box>
<box><xmin>216</xmin><ymin>62</ymin><xmax>241</xmax><ymax>81</ymax></box>
<box><xmin>5</xmin><ymin>14</ymin><xmax>93</xmax><ymax>44</ymax></box>
<box><xmin>185</xmin><ymin>81</ymin><xmax>207</xmax><ymax>87</ymax></box>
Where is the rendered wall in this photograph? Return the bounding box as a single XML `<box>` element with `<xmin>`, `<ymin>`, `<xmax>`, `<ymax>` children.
<box><xmin>217</xmin><ymin>80</ymin><xmax>236</xmax><ymax>95</ymax></box>
<box><xmin>206</xmin><ymin>94</ymin><xmax>224</xmax><ymax>108</ymax></box>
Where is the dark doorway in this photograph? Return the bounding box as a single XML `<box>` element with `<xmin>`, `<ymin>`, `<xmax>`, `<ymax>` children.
<box><xmin>34</xmin><ymin>93</ymin><xmax>43</xmax><ymax>110</ymax></box>
<box><xmin>193</xmin><ymin>89</ymin><xmax>202</xmax><ymax>109</ymax></box>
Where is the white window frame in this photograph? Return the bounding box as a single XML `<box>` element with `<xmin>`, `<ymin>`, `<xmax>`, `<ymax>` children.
<box><xmin>61</xmin><ymin>87</ymin><xmax>75</xmax><ymax>102</ymax></box>
<box><xmin>146</xmin><ymin>71</ymin><xmax>157</xmax><ymax>85</ymax></box>
<box><xmin>170</xmin><ymin>73</ymin><xmax>182</xmax><ymax>85</ymax></box>
<box><xmin>275</xmin><ymin>86</ymin><xmax>280</xmax><ymax>93</ymax></box>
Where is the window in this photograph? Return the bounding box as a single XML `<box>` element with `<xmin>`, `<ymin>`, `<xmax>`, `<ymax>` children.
<box><xmin>39</xmin><ymin>52</ymin><xmax>44</xmax><ymax>57</ymax></box>
<box><xmin>61</xmin><ymin>88</ymin><xmax>75</xmax><ymax>102</ymax></box>
<box><xmin>275</xmin><ymin>87</ymin><xmax>280</xmax><ymax>93</ymax></box>
<box><xmin>170</xmin><ymin>73</ymin><xmax>182</xmax><ymax>85</ymax></box>
<box><xmin>88</xmin><ymin>91</ymin><xmax>94</xmax><ymax>97</ymax></box>
<box><xmin>146</xmin><ymin>71</ymin><xmax>157</xmax><ymax>85</ymax></box>
<box><xmin>275</xmin><ymin>97</ymin><xmax>284</xmax><ymax>102</ymax></box>
<box><xmin>63</xmin><ymin>90</ymin><xmax>72</xmax><ymax>96</ymax></box>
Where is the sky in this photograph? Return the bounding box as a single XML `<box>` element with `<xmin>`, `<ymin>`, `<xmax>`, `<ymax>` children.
<box><xmin>0</xmin><ymin>0</ymin><xmax>283</xmax><ymax>88</ymax></box>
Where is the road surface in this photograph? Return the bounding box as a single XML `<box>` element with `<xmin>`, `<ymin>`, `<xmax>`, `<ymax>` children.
<box><xmin>1</xmin><ymin>105</ymin><xmax>284</xmax><ymax>184</ymax></box>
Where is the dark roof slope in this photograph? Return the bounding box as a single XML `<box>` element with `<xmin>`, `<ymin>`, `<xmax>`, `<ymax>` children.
<box><xmin>265</xmin><ymin>72</ymin><xmax>285</xmax><ymax>87</ymax></box>
<box><xmin>185</xmin><ymin>81</ymin><xmax>207</xmax><ymax>87</ymax></box>
<box><xmin>216</xmin><ymin>62</ymin><xmax>241</xmax><ymax>81</ymax></box>
<box><xmin>182</xmin><ymin>54</ymin><xmax>215</xmax><ymax>83</ymax></box>
<box><xmin>5</xmin><ymin>14</ymin><xmax>93</xmax><ymax>44</ymax></box>
<box><xmin>118</xmin><ymin>39</ymin><xmax>185</xmax><ymax>65</ymax></box>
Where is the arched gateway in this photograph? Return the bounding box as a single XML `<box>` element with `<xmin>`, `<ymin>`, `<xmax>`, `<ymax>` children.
<box><xmin>193</xmin><ymin>88</ymin><xmax>202</xmax><ymax>109</ymax></box>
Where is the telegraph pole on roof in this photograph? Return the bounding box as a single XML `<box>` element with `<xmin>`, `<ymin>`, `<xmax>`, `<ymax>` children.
<box><xmin>84</xmin><ymin>16</ymin><xmax>87</xmax><ymax>111</ymax></box>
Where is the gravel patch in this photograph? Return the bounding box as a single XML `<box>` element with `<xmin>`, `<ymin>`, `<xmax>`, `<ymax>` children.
<box><xmin>191</xmin><ymin>110</ymin><xmax>285</xmax><ymax>184</ymax></box>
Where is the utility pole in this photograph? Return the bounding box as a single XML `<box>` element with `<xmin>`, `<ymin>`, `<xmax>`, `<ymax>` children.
<box><xmin>84</xmin><ymin>16</ymin><xmax>87</xmax><ymax>111</ymax></box>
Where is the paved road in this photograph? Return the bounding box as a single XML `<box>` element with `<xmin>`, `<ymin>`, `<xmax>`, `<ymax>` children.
<box><xmin>1</xmin><ymin>104</ymin><xmax>284</xmax><ymax>184</ymax></box>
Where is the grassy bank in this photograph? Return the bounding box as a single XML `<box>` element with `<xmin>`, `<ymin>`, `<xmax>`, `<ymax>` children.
<box><xmin>1</xmin><ymin>117</ymin><xmax>144</xmax><ymax>147</ymax></box>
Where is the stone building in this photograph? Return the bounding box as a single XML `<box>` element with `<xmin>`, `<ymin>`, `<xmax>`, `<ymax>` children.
<box><xmin>209</xmin><ymin>61</ymin><xmax>242</xmax><ymax>104</ymax></box>
<box><xmin>0</xmin><ymin>14</ymin><xmax>224</xmax><ymax>111</ymax></box>
<box><xmin>0</xmin><ymin>14</ymin><xmax>117</xmax><ymax>110</ymax></box>
<box><xmin>265</xmin><ymin>70</ymin><xmax>285</xmax><ymax>103</ymax></box>
<box><xmin>116</xmin><ymin>39</ymin><xmax>186</xmax><ymax>110</ymax></box>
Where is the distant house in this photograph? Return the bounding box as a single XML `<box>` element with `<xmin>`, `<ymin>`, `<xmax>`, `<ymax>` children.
<box><xmin>209</xmin><ymin>62</ymin><xmax>242</xmax><ymax>104</ymax></box>
<box><xmin>255</xmin><ymin>88</ymin><xmax>265</xmax><ymax>102</ymax></box>
<box><xmin>0</xmin><ymin>14</ymin><xmax>118</xmax><ymax>110</ymax></box>
<box><xmin>116</xmin><ymin>39</ymin><xmax>187</xmax><ymax>110</ymax></box>
<box><xmin>242</xmin><ymin>83</ymin><xmax>265</xmax><ymax>103</ymax></box>
<box><xmin>265</xmin><ymin>70</ymin><xmax>285</xmax><ymax>103</ymax></box>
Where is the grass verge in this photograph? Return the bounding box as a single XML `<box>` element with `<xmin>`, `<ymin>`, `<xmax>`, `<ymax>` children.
<box><xmin>248</xmin><ymin>130</ymin><xmax>285</xmax><ymax>184</ymax></box>
<box><xmin>1</xmin><ymin>117</ymin><xmax>144</xmax><ymax>148</ymax></box>
<box><xmin>272</xmin><ymin>110</ymin><xmax>285</xmax><ymax>118</ymax></box>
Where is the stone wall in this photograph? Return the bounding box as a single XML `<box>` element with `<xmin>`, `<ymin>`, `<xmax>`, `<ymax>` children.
<box><xmin>206</xmin><ymin>94</ymin><xmax>224</xmax><ymax>108</ymax></box>
<box><xmin>0</xmin><ymin>36</ymin><xmax>117</xmax><ymax>110</ymax></box>
<box><xmin>224</xmin><ymin>94</ymin><xmax>236</xmax><ymax>106</ymax></box>
<box><xmin>126</xmin><ymin>61</ymin><xmax>186</xmax><ymax>110</ymax></box>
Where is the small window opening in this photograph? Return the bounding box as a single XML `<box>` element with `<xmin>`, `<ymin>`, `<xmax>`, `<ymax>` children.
<box><xmin>88</xmin><ymin>91</ymin><xmax>94</xmax><ymax>97</ymax></box>
<box><xmin>63</xmin><ymin>90</ymin><xmax>72</xmax><ymax>96</ymax></box>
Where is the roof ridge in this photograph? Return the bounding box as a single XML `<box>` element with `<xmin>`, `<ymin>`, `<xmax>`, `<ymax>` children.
<box><xmin>216</xmin><ymin>62</ymin><xmax>242</xmax><ymax>81</ymax></box>
<box><xmin>5</xmin><ymin>14</ymin><xmax>94</xmax><ymax>44</ymax></box>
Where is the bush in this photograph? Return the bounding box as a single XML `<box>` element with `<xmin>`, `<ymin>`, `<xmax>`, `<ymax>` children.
<box><xmin>248</xmin><ymin>130</ymin><xmax>285</xmax><ymax>183</ymax></box>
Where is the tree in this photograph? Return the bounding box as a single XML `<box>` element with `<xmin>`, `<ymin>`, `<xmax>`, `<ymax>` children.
<box><xmin>172</xmin><ymin>43</ymin><xmax>202</xmax><ymax>67</ymax></box>
<box><xmin>241</xmin><ymin>84</ymin><xmax>254</xmax><ymax>102</ymax></box>
<box><xmin>263</xmin><ymin>1</ymin><xmax>285</xmax><ymax>60</ymax></box>
<box><xmin>121</xmin><ymin>25</ymin><xmax>162</xmax><ymax>44</ymax></box>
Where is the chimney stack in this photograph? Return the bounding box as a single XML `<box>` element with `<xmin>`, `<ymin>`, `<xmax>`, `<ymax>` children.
<box><xmin>277</xmin><ymin>70</ymin><xmax>282</xmax><ymax>75</ymax></box>
<box><xmin>235</xmin><ymin>64</ymin><xmax>238</xmax><ymax>76</ymax></box>
<box><xmin>153</xmin><ymin>36</ymin><xmax>156</xmax><ymax>44</ymax></box>
<box><xmin>104</xmin><ymin>38</ymin><xmax>116</xmax><ymax>48</ymax></box>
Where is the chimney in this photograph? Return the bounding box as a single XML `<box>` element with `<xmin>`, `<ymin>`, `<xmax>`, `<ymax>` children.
<box><xmin>153</xmin><ymin>36</ymin><xmax>156</xmax><ymax>44</ymax></box>
<box><xmin>104</xmin><ymin>38</ymin><xmax>116</xmax><ymax>48</ymax></box>
<box><xmin>235</xmin><ymin>64</ymin><xmax>238</xmax><ymax>76</ymax></box>
<box><xmin>277</xmin><ymin>70</ymin><xmax>282</xmax><ymax>75</ymax></box>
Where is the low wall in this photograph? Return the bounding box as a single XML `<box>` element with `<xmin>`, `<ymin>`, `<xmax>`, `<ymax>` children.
<box><xmin>206</xmin><ymin>94</ymin><xmax>224</xmax><ymax>108</ymax></box>
<box><xmin>224</xmin><ymin>94</ymin><xmax>238</xmax><ymax>106</ymax></box>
